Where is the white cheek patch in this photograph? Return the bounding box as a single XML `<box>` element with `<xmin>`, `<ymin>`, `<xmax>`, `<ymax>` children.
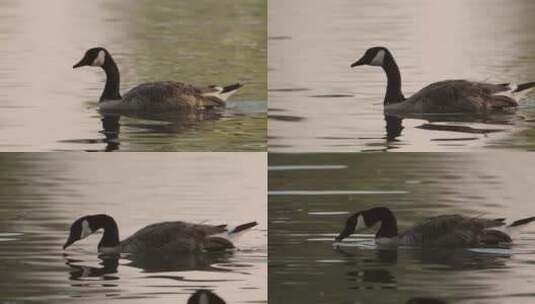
<box><xmin>370</xmin><ymin>50</ymin><xmax>385</xmax><ymax>66</ymax></box>
<box><xmin>355</xmin><ymin>215</ymin><xmax>367</xmax><ymax>231</ymax></box>
<box><xmin>91</xmin><ymin>50</ymin><xmax>106</xmax><ymax>67</ymax></box>
<box><xmin>80</xmin><ymin>219</ymin><xmax>93</xmax><ymax>239</ymax></box>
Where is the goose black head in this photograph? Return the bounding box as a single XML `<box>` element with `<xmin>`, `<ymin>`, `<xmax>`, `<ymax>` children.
<box><xmin>335</xmin><ymin>207</ymin><xmax>395</xmax><ymax>242</ymax></box>
<box><xmin>351</xmin><ymin>46</ymin><xmax>389</xmax><ymax>68</ymax></box>
<box><xmin>63</xmin><ymin>215</ymin><xmax>96</xmax><ymax>249</ymax></box>
<box><xmin>335</xmin><ymin>211</ymin><xmax>370</xmax><ymax>242</ymax></box>
<box><xmin>73</xmin><ymin>47</ymin><xmax>109</xmax><ymax>69</ymax></box>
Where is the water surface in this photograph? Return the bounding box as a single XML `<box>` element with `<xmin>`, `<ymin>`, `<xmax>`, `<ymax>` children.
<box><xmin>269</xmin><ymin>0</ymin><xmax>535</xmax><ymax>152</ymax></box>
<box><xmin>0</xmin><ymin>0</ymin><xmax>266</xmax><ymax>151</ymax></box>
<box><xmin>269</xmin><ymin>153</ymin><xmax>535</xmax><ymax>303</ymax></box>
<box><xmin>0</xmin><ymin>153</ymin><xmax>267</xmax><ymax>303</ymax></box>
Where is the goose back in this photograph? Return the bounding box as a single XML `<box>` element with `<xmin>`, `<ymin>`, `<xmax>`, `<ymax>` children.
<box><xmin>101</xmin><ymin>81</ymin><xmax>226</xmax><ymax>112</ymax></box>
<box><xmin>386</xmin><ymin>80</ymin><xmax>518</xmax><ymax>113</ymax></box>
<box><xmin>399</xmin><ymin>214</ymin><xmax>510</xmax><ymax>247</ymax></box>
<box><xmin>118</xmin><ymin>221</ymin><xmax>231</xmax><ymax>254</ymax></box>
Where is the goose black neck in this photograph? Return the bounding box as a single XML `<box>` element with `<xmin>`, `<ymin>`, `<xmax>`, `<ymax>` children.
<box><xmin>364</xmin><ymin>207</ymin><xmax>398</xmax><ymax>238</ymax></box>
<box><xmin>101</xmin><ymin>56</ymin><xmax>121</xmax><ymax>102</ymax></box>
<box><xmin>381</xmin><ymin>54</ymin><xmax>404</xmax><ymax>105</ymax></box>
<box><xmin>89</xmin><ymin>214</ymin><xmax>120</xmax><ymax>248</ymax></box>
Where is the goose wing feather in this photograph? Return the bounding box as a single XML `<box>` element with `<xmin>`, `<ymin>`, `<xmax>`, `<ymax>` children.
<box><xmin>404</xmin><ymin>80</ymin><xmax>517</xmax><ymax>112</ymax></box>
<box><xmin>400</xmin><ymin>215</ymin><xmax>508</xmax><ymax>247</ymax></box>
<box><xmin>121</xmin><ymin>81</ymin><xmax>225</xmax><ymax>111</ymax></box>
<box><xmin>119</xmin><ymin>221</ymin><xmax>229</xmax><ymax>253</ymax></box>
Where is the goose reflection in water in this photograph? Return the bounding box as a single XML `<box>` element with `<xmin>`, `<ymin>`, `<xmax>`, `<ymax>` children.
<box><xmin>385</xmin><ymin>115</ymin><xmax>404</xmax><ymax>142</ymax></box>
<box><xmin>383</xmin><ymin>111</ymin><xmax>519</xmax><ymax>148</ymax></box>
<box><xmin>63</xmin><ymin>250</ymin><xmax>233</xmax><ymax>282</ymax></box>
<box><xmin>64</xmin><ymin>254</ymin><xmax>119</xmax><ymax>281</ymax></box>
<box><xmin>334</xmin><ymin>246</ymin><xmax>510</xmax><ymax>287</ymax></box>
<box><xmin>95</xmin><ymin>109</ymin><xmax>223</xmax><ymax>152</ymax></box>
<box><xmin>336</xmin><ymin>248</ymin><xmax>398</xmax><ymax>286</ymax></box>
<box><xmin>100</xmin><ymin>115</ymin><xmax>120</xmax><ymax>152</ymax></box>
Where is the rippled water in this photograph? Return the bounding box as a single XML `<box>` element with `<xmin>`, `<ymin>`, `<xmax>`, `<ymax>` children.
<box><xmin>268</xmin><ymin>0</ymin><xmax>535</xmax><ymax>152</ymax></box>
<box><xmin>0</xmin><ymin>0</ymin><xmax>266</xmax><ymax>151</ymax></box>
<box><xmin>269</xmin><ymin>153</ymin><xmax>535</xmax><ymax>303</ymax></box>
<box><xmin>0</xmin><ymin>153</ymin><xmax>267</xmax><ymax>303</ymax></box>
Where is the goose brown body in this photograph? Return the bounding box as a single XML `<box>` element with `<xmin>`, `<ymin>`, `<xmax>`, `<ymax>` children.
<box><xmin>388</xmin><ymin>80</ymin><xmax>519</xmax><ymax>113</ymax></box>
<box><xmin>118</xmin><ymin>221</ymin><xmax>234</xmax><ymax>254</ymax></box>
<box><xmin>106</xmin><ymin>81</ymin><xmax>227</xmax><ymax>112</ymax></box>
<box><xmin>397</xmin><ymin>214</ymin><xmax>511</xmax><ymax>247</ymax></box>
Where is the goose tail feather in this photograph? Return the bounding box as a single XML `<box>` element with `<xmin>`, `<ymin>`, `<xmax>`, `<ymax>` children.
<box><xmin>227</xmin><ymin>221</ymin><xmax>257</xmax><ymax>240</ymax></box>
<box><xmin>513</xmin><ymin>81</ymin><xmax>535</xmax><ymax>93</ymax></box>
<box><xmin>508</xmin><ymin>216</ymin><xmax>535</xmax><ymax>228</ymax></box>
<box><xmin>221</xmin><ymin>82</ymin><xmax>243</xmax><ymax>94</ymax></box>
<box><xmin>484</xmin><ymin>216</ymin><xmax>535</xmax><ymax>240</ymax></box>
<box><xmin>230</xmin><ymin>221</ymin><xmax>258</xmax><ymax>234</ymax></box>
<box><xmin>203</xmin><ymin>82</ymin><xmax>243</xmax><ymax>101</ymax></box>
<box><xmin>211</xmin><ymin>221</ymin><xmax>257</xmax><ymax>243</ymax></box>
<box><xmin>493</xmin><ymin>81</ymin><xmax>535</xmax><ymax>102</ymax></box>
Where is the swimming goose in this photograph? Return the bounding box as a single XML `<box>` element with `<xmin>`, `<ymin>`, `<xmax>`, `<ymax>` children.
<box><xmin>351</xmin><ymin>47</ymin><xmax>535</xmax><ymax>113</ymax></box>
<box><xmin>63</xmin><ymin>214</ymin><xmax>257</xmax><ymax>254</ymax></box>
<box><xmin>335</xmin><ymin>207</ymin><xmax>535</xmax><ymax>247</ymax></box>
<box><xmin>73</xmin><ymin>47</ymin><xmax>243</xmax><ymax>112</ymax></box>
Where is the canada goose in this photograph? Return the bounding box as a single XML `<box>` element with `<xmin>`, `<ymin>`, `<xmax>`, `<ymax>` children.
<box><xmin>335</xmin><ymin>207</ymin><xmax>535</xmax><ymax>247</ymax></box>
<box><xmin>351</xmin><ymin>47</ymin><xmax>535</xmax><ymax>113</ymax></box>
<box><xmin>63</xmin><ymin>214</ymin><xmax>257</xmax><ymax>254</ymax></box>
<box><xmin>65</xmin><ymin>254</ymin><xmax>119</xmax><ymax>279</ymax></box>
<box><xmin>73</xmin><ymin>47</ymin><xmax>243</xmax><ymax>112</ymax></box>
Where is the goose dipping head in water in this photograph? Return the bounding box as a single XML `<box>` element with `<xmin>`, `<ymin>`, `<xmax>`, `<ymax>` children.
<box><xmin>63</xmin><ymin>214</ymin><xmax>257</xmax><ymax>254</ymax></box>
<box><xmin>335</xmin><ymin>207</ymin><xmax>535</xmax><ymax>247</ymax></box>
<box><xmin>73</xmin><ymin>47</ymin><xmax>243</xmax><ymax>112</ymax></box>
<box><xmin>351</xmin><ymin>47</ymin><xmax>535</xmax><ymax>113</ymax></box>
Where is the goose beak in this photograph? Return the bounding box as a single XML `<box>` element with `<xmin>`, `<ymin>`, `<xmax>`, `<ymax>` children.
<box><xmin>334</xmin><ymin>234</ymin><xmax>345</xmax><ymax>242</ymax></box>
<box><xmin>350</xmin><ymin>57</ymin><xmax>366</xmax><ymax>68</ymax></box>
<box><xmin>335</xmin><ymin>227</ymin><xmax>352</xmax><ymax>242</ymax></box>
<box><xmin>63</xmin><ymin>235</ymin><xmax>76</xmax><ymax>250</ymax></box>
<box><xmin>73</xmin><ymin>57</ymin><xmax>89</xmax><ymax>69</ymax></box>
